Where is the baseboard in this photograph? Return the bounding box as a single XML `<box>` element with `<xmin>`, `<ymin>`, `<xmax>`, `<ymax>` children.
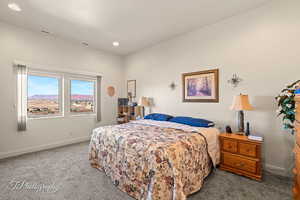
<box><xmin>265</xmin><ymin>164</ymin><xmax>292</xmax><ymax>177</ymax></box>
<box><xmin>0</xmin><ymin>136</ymin><xmax>90</xmax><ymax>160</ymax></box>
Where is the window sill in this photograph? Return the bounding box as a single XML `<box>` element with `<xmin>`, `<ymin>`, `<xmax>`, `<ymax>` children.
<box><xmin>69</xmin><ymin>113</ymin><xmax>96</xmax><ymax>118</ymax></box>
<box><xmin>27</xmin><ymin>113</ymin><xmax>97</xmax><ymax>120</ymax></box>
<box><xmin>28</xmin><ymin>115</ymin><xmax>64</xmax><ymax>120</ymax></box>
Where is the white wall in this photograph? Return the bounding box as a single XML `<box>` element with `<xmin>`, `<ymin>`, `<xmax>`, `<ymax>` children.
<box><xmin>0</xmin><ymin>22</ymin><xmax>124</xmax><ymax>158</ymax></box>
<box><xmin>125</xmin><ymin>0</ymin><xmax>299</xmax><ymax>176</ymax></box>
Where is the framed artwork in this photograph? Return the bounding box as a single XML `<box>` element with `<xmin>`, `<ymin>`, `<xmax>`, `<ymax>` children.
<box><xmin>182</xmin><ymin>69</ymin><xmax>219</xmax><ymax>102</ymax></box>
<box><xmin>127</xmin><ymin>80</ymin><xmax>136</xmax><ymax>98</ymax></box>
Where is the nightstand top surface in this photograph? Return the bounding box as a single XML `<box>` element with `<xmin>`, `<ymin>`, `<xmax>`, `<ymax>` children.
<box><xmin>219</xmin><ymin>133</ymin><xmax>263</xmax><ymax>144</ymax></box>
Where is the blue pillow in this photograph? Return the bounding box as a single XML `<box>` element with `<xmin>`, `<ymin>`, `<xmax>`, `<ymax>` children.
<box><xmin>144</xmin><ymin>113</ymin><xmax>173</xmax><ymax>121</ymax></box>
<box><xmin>295</xmin><ymin>89</ymin><xmax>300</xmax><ymax>94</ymax></box>
<box><xmin>169</xmin><ymin>116</ymin><xmax>214</xmax><ymax>127</ymax></box>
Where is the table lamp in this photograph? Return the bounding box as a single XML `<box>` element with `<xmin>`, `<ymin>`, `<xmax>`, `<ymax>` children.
<box><xmin>230</xmin><ymin>94</ymin><xmax>253</xmax><ymax>133</ymax></box>
<box><xmin>139</xmin><ymin>97</ymin><xmax>150</xmax><ymax>117</ymax></box>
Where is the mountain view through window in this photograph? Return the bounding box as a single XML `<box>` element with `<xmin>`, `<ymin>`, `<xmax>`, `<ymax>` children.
<box><xmin>27</xmin><ymin>75</ymin><xmax>60</xmax><ymax>116</ymax></box>
<box><xmin>27</xmin><ymin>74</ymin><xmax>95</xmax><ymax>116</ymax></box>
<box><xmin>70</xmin><ymin>80</ymin><xmax>95</xmax><ymax>113</ymax></box>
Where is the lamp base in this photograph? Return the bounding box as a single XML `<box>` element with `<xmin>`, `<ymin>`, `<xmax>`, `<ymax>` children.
<box><xmin>238</xmin><ymin>110</ymin><xmax>245</xmax><ymax>133</ymax></box>
<box><xmin>142</xmin><ymin>106</ymin><xmax>145</xmax><ymax>118</ymax></box>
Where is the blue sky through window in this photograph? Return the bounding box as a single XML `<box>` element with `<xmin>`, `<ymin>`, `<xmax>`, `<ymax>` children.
<box><xmin>28</xmin><ymin>75</ymin><xmax>59</xmax><ymax>97</ymax></box>
<box><xmin>28</xmin><ymin>76</ymin><xmax>94</xmax><ymax>97</ymax></box>
<box><xmin>71</xmin><ymin>80</ymin><xmax>94</xmax><ymax>95</ymax></box>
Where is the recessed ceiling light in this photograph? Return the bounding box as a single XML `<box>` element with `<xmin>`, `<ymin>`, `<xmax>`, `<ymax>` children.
<box><xmin>112</xmin><ymin>41</ymin><xmax>119</xmax><ymax>47</ymax></box>
<box><xmin>82</xmin><ymin>42</ymin><xmax>89</xmax><ymax>46</ymax></box>
<box><xmin>8</xmin><ymin>3</ymin><xmax>21</xmax><ymax>12</ymax></box>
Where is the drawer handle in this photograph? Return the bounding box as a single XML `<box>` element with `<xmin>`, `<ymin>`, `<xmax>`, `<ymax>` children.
<box><xmin>236</xmin><ymin>163</ymin><xmax>245</xmax><ymax>167</ymax></box>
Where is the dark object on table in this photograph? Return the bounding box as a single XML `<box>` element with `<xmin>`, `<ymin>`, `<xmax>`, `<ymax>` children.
<box><xmin>225</xmin><ymin>126</ymin><xmax>232</xmax><ymax>134</ymax></box>
<box><xmin>245</xmin><ymin>122</ymin><xmax>250</xmax><ymax>136</ymax></box>
<box><xmin>118</xmin><ymin>98</ymin><xmax>129</xmax><ymax>106</ymax></box>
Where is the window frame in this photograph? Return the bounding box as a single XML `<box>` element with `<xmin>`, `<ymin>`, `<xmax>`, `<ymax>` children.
<box><xmin>68</xmin><ymin>75</ymin><xmax>97</xmax><ymax>116</ymax></box>
<box><xmin>27</xmin><ymin>69</ymin><xmax>64</xmax><ymax>119</ymax></box>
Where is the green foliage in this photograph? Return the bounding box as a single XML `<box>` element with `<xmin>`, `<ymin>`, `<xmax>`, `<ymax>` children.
<box><xmin>275</xmin><ymin>80</ymin><xmax>300</xmax><ymax>134</ymax></box>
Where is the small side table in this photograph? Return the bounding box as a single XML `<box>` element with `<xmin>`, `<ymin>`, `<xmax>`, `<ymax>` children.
<box><xmin>219</xmin><ymin>133</ymin><xmax>263</xmax><ymax>181</ymax></box>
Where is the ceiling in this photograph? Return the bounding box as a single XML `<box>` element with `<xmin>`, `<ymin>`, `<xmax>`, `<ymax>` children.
<box><xmin>0</xmin><ymin>0</ymin><xmax>272</xmax><ymax>55</ymax></box>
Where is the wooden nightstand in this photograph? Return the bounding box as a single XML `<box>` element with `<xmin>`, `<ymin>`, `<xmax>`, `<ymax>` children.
<box><xmin>117</xmin><ymin>105</ymin><xmax>143</xmax><ymax>124</ymax></box>
<box><xmin>219</xmin><ymin>133</ymin><xmax>263</xmax><ymax>181</ymax></box>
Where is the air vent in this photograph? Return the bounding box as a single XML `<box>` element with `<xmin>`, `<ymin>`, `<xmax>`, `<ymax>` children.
<box><xmin>41</xmin><ymin>30</ymin><xmax>50</xmax><ymax>34</ymax></box>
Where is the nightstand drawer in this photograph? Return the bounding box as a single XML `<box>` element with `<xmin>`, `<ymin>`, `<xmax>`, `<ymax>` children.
<box><xmin>239</xmin><ymin>142</ymin><xmax>257</xmax><ymax>157</ymax></box>
<box><xmin>222</xmin><ymin>153</ymin><xmax>257</xmax><ymax>174</ymax></box>
<box><xmin>222</xmin><ymin>139</ymin><xmax>238</xmax><ymax>153</ymax></box>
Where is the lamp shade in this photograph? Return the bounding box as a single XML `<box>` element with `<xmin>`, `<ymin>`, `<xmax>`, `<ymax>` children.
<box><xmin>139</xmin><ymin>97</ymin><xmax>150</xmax><ymax>107</ymax></box>
<box><xmin>230</xmin><ymin>94</ymin><xmax>253</xmax><ymax>111</ymax></box>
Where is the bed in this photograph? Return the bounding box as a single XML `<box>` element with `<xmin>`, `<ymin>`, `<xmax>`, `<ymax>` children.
<box><xmin>89</xmin><ymin>119</ymin><xmax>220</xmax><ymax>200</ymax></box>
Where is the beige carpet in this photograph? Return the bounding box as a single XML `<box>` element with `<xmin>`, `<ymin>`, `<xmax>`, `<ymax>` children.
<box><xmin>0</xmin><ymin>142</ymin><xmax>292</xmax><ymax>200</ymax></box>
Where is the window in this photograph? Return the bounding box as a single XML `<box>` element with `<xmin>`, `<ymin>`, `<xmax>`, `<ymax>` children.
<box><xmin>18</xmin><ymin>66</ymin><xmax>99</xmax><ymax>121</ymax></box>
<box><xmin>27</xmin><ymin>72</ymin><xmax>62</xmax><ymax>117</ymax></box>
<box><xmin>70</xmin><ymin>79</ymin><xmax>96</xmax><ymax>113</ymax></box>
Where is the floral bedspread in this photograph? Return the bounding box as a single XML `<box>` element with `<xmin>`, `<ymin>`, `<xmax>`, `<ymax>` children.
<box><xmin>89</xmin><ymin>120</ymin><xmax>220</xmax><ymax>200</ymax></box>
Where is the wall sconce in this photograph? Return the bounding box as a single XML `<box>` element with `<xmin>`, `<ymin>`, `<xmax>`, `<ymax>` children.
<box><xmin>169</xmin><ymin>82</ymin><xmax>176</xmax><ymax>90</ymax></box>
<box><xmin>228</xmin><ymin>74</ymin><xmax>242</xmax><ymax>88</ymax></box>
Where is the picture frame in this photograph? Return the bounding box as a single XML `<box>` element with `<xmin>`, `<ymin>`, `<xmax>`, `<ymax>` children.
<box><xmin>127</xmin><ymin>80</ymin><xmax>136</xmax><ymax>98</ymax></box>
<box><xmin>182</xmin><ymin>69</ymin><xmax>219</xmax><ymax>102</ymax></box>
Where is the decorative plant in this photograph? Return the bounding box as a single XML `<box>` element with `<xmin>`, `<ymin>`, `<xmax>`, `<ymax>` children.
<box><xmin>275</xmin><ymin>80</ymin><xmax>300</xmax><ymax>134</ymax></box>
